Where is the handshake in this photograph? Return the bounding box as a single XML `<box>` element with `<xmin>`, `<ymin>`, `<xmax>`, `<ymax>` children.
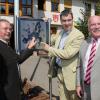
<box><xmin>36</xmin><ymin>42</ymin><xmax>50</xmax><ymax>56</ymax></box>
<box><xmin>40</xmin><ymin>42</ymin><xmax>50</xmax><ymax>51</ymax></box>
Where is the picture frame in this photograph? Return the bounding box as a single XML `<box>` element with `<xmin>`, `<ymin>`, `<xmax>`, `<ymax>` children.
<box><xmin>18</xmin><ymin>17</ymin><xmax>50</xmax><ymax>51</ymax></box>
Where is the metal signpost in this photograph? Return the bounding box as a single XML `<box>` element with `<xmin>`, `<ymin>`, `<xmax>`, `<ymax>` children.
<box><xmin>48</xmin><ymin>18</ymin><xmax>52</xmax><ymax>100</ymax></box>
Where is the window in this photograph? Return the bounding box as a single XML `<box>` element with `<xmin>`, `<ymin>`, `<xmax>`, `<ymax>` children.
<box><xmin>1</xmin><ymin>0</ymin><xmax>6</xmax><ymax>2</ymax></box>
<box><xmin>0</xmin><ymin>0</ymin><xmax>32</xmax><ymax>16</ymax></box>
<box><xmin>22</xmin><ymin>0</ymin><xmax>26</xmax><ymax>5</ymax></box>
<box><xmin>27</xmin><ymin>0</ymin><xmax>32</xmax><ymax>5</ymax></box>
<box><xmin>85</xmin><ymin>3</ymin><xmax>91</xmax><ymax>11</ymax></box>
<box><xmin>21</xmin><ymin>0</ymin><xmax>32</xmax><ymax>16</ymax></box>
<box><xmin>84</xmin><ymin>3</ymin><xmax>91</xmax><ymax>16</ymax></box>
<box><xmin>8</xmin><ymin>0</ymin><xmax>14</xmax><ymax>3</ymax></box>
<box><xmin>22</xmin><ymin>7</ymin><xmax>32</xmax><ymax>16</ymax></box>
<box><xmin>8</xmin><ymin>5</ymin><xmax>14</xmax><ymax>15</ymax></box>
<box><xmin>0</xmin><ymin>5</ymin><xmax>6</xmax><ymax>14</ymax></box>
<box><xmin>51</xmin><ymin>0</ymin><xmax>59</xmax><ymax>12</ymax></box>
<box><xmin>38</xmin><ymin>0</ymin><xmax>46</xmax><ymax>10</ymax></box>
<box><xmin>0</xmin><ymin>0</ymin><xmax>14</xmax><ymax>15</ymax></box>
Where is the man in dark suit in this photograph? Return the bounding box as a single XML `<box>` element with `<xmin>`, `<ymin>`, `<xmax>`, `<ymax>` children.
<box><xmin>0</xmin><ymin>19</ymin><xmax>36</xmax><ymax>100</ymax></box>
<box><xmin>76</xmin><ymin>16</ymin><xmax>100</xmax><ymax>100</ymax></box>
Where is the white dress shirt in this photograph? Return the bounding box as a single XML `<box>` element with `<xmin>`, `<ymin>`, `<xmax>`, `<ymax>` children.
<box><xmin>84</xmin><ymin>38</ymin><xmax>100</xmax><ymax>78</ymax></box>
<box><xmin>0</xmin><ymin>38</ymin><xmax>8</xmax><ymax>44</ymax></box>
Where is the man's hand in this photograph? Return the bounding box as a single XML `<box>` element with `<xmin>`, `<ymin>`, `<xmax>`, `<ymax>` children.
<box><xmin>40</xmin><ymin>42</ymin><xmax>50</xmax><ymax>51</ymax></box>
<box><xmin>76</xmin><ymin>86</ymin><xmax>83</xmax><ymax>98</ymax></box>
<box><xmin>27</xmin><ymin>37</ymin><xmax>37</xmax><ymax>49</ymax></box>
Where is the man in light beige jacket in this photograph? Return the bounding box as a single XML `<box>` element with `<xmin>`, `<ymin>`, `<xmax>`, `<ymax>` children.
<box><xmin>41</xmin><ymin>9</ymin><xmax>84</xmax><ymax>100</ymax></box>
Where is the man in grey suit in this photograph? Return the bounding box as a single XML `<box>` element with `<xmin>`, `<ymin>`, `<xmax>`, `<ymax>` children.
<box><xmin>76</xmin><ymin>15</ymin><xmax>100</xmax><ymax>100</ymax></box>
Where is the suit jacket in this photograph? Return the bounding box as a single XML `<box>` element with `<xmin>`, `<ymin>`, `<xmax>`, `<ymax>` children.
<box><xmin>48</xmin><ymin>27</ymin><xmax>84</xmax><ymax>90</ymax></box>
<box><xmin>0</xmin><ymin>40</ymin><xmax>34</xmax><ymax>100</ymax></box>
<box><xmin>76</xmin><ymin>37</ymin><xmax>100</xmax><ymax>100</ymax></box>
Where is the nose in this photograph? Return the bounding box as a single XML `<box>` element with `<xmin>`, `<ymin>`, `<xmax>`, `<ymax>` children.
<box><xmin>65</xmin><ymin>21</ymin><xmax>69</xmax><ymax>25</ymax></box>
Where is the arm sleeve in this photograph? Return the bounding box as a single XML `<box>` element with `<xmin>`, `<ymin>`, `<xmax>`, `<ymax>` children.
<box><xmin>76</xmin><ymin>53</ymin><xmax>81</xmax><ymax>86</ymax></box>
<box><xmin>48</xmin><ymin>35</ymin><xmax>84</xmax><ymax>59</ymax></box>
<box><xmin>17</xmin><ymin>48</ymin><xmax>36</xmax><ymax>64</ymax></box>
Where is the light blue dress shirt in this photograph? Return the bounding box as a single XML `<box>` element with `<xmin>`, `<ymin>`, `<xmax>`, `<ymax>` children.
<box><xmin>56</xmin><ymin>31</ymin><xmax>68</xmax><ymax>66</ymax></box>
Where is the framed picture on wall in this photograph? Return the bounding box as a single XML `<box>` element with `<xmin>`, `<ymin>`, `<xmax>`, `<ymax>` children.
<box><xmin>18</xmin><ymin>17</ymin><xmax>50</xmax><ymax>51</ymax></box>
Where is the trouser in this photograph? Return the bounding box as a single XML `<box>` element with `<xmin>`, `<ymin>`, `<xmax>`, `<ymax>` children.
<box><xmin>0</xmin><ymin>86</ymin><xmax>7</xmax><ymax>100</ymax></box>
<box><xmin>83</xmin><ymin>83</ymin><xmax>91</xmax><ymax>100</ymax></box>
<box><xmin>57</xmin><ymin>68</ymin><xmax>79</xmax><ymax>100</ymax></box>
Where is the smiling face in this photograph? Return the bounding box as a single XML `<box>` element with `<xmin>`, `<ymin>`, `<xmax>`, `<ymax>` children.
<box><xmin>0</xmin><ymin>20</ymin><xmax>12</xmax><ymax>42</ymax></box>
<box><xmin>60</xmin><ymin>13</ymin><xmax>73</xmax><ymax>32</ymax></box>
<box><xmin>88</xmin><ymin>16</ymin><xmax>100</xmax><ymax>38</ymax></box>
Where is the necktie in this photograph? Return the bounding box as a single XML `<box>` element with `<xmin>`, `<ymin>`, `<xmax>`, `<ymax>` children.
<box><xmin>85</xmin><ymin>39</ymin><xmax>97</xmax><ymax>84</ymax></box>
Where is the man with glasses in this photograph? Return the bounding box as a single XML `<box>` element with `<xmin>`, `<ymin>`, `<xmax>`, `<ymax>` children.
<box><xmin>0</xmin><ymin>19</ymin><xmax>36</xmax><ymax>100</ymax></box>
<box><xmin>41</xmin><ymin>9</ymin><xmax>84</xmax><ymax>100</ymax></box>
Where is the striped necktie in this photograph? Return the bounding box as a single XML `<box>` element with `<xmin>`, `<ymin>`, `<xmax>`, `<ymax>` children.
<box><xmin>85</xmin><ymin>38</ymin><xmax>97</xmax><ymax>84</ymax></box>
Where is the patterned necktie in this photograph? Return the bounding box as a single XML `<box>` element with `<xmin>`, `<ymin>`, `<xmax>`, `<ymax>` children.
<box><xmin>85</xmin><ymin>38</ymin><xmax>97</xmax><ymax>84</ymax></box>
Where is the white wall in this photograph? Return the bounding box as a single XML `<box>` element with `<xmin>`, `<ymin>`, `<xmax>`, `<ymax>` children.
<box><xmin>45</xmin><ymin>0</ymin><xmax>51</xmax><ymax>11</ymax></box>
<box><xmin>72</xmin><ymin>0</ymin><xmax>84</xmax><ymax>22</ymax></box>
<box><xmin>59</xmin><ymin>0</ymin><xmax>64</xmax><ymax>12</ymax></box>
<box><xmin>0</xmin><ymin>16</ymin><xmax>14</xmax><ymax>23</ymax></box>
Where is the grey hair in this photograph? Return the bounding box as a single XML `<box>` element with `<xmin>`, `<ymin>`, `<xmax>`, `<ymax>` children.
<box><xmin>0</xmin><ymin>19</ymin><xmax>10</xmax><ymax>24</ymax></box>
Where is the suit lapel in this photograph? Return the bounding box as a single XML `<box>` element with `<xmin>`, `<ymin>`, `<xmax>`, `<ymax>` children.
<box><xmin>81</xmin><ymin>39</ymin><xmax>90</xmax><ymax>65</ymax></box>
<box><xmin>93</xmin><ymin>43</ymin><xmax>100</xmax><ymax>64</ymax></box>
<box><xmin>55</xmin><ymin>31</ymin><xmax>63</xmax><ymax>48</ymax></box>
<box><xmin>57</xmin><ymin>29</ymin><xmax>73</xmax><ymax>49</ymax></box>
<box><xmin>64</xmin><ymin>27</ymin><xmax>77</xmax><ymax>47</ymax></box>
<box><xmin>64</xmin><ymin>32</ymin><xmax>71</xmax><ymax>45</ymax></box>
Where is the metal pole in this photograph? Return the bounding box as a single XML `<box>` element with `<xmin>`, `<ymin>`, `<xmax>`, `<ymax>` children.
<box><xmin>49</xmin><ymin>77</ymin><xmax>52</xmax><ymax>100</ymax></box>
<box><xmin>14</xmin><ymin>0</ymin><xmax>24</xmax><ymax>98</ymax></box>
<box><xmin>14</xmin><ymin>0</ymin><xmax>19</xmax><ymax>53</ymax></box>
<box><xmin>48</xmin><ymin>18</ymin><xmax>51</xmax><ymax>46</ymax></box>
<box><xmin>48</xmin><ymin>18</ymin><xmax>52</xmax><ymax>100</ymax></box>
<box><xmin>30</xmin><ymin>57</ymin><xmax>41</xmax><ymax>81</ymax></box>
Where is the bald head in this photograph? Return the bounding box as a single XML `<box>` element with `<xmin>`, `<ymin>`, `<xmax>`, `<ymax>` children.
<box><xmin>88</xmin><ymin>15</ymin><xmax>100</xmax><ymax>38</ymax></box>
<box><xmin>88</xmin><ymin>16</ymin><xmax>100</xmax><ymax>25</ymax></box>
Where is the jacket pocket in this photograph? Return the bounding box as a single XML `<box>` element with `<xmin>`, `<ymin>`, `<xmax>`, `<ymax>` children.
<box><xmin>70</xmin><ymin>66</ymin><xmax>76</xmax><ymax>73</ymax></box>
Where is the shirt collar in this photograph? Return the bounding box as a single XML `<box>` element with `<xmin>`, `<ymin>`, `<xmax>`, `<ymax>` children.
<box><xmin>63</xmin><ymin>30</ymin><xmax>69</xmax><ymax>36</ymax></box>
<box><xmin>91</xmin><ymin>37</ymin><xmax>100</xmax><ymax>43</ymax></box>
<box><xmin>97</xmin><ymin>38</ymin><xmax>100</xmax><ymax>43</ymax></box>
<box><xmin>0</xmin><ymin>39</ymin><xmax>8</xmax><ymax>45</ymax></box>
